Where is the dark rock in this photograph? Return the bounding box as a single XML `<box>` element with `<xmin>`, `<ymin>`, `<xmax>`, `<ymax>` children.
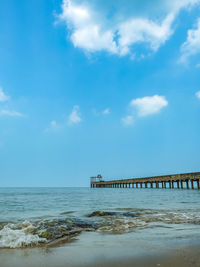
<box><xmin>87</xmin><ymin>211</ymin><xmax>116</xmax><ymax>217</ymax></box>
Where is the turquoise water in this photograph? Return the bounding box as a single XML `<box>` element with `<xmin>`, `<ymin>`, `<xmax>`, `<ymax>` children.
<box><xmin>0</xmin><ymin>187</ymin><xmax>200</xmax><ymax>248</ymax></box>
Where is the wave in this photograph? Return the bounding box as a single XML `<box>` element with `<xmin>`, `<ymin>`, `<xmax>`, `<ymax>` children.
<box><xmin>0</xmin><ymin>221</ymin><xmax>46</xmax><ymax>248</ymax></box>
<box><xmin>1</xmin><ymin>209</ymin><xmax>200</xmax><ymax>248</ymax></box>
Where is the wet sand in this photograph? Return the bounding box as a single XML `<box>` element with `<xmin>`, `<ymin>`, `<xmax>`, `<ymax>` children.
<box><xmin>88</xmin><ymin>246</ymin><xmax>200</xmax><ymax>267</ymax></box>
<box><xmin>0</xmin><ymin>245</ymin><xmax>200</xmax><ymax>267</ymax></box>
<box><xmin>0</xmin><ymin>231</ymin><xmax>200</xmax><ymax>267</ymax></box>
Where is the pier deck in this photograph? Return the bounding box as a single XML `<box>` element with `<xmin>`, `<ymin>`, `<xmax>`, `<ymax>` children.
<box><xmin>90</xmin><ymin>172</ymin><xmax>200</xmax><ymax>189</ymax></box>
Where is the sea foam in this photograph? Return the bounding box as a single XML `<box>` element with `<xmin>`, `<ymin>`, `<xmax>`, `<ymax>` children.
<box><xmin>0</xmin><ymin>221</ymin><xmax>46</xmax><ymax>248</ymax></box>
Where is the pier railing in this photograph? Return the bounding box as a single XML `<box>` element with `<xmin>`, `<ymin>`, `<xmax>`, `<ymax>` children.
<box><xmin>90</xmin><ymin>172</ymin><xmax>200</xmax><ymax>189</ymax></box>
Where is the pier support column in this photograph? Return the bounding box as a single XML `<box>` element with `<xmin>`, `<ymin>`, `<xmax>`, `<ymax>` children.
<box><xmin>186</xmin><ymin>180</ymin><xmax>189</xmax><ymax>189</ymax></box>
<box><xmin>172</xmin><ymin>181</ymin><xmax>174</xmax><ymax>189</ymax></box>
<box><xmin>177</xmin><ymin>181</ymin><xmax>180</xmax><ymax>189</ymax></box>
<box><xmin>150</xmin><ymin>182</ymin><xmax>153</xmax><ymax>188</ymax></box>
<box><xmin>145</xmin><ymin>182</ymin><xmax>148</xmax><ymax>188</ymax></box>
<box><xmin>191</xmin><ymin>179</ymin><xmax>194</xmax><ymax>189</ymax></box>
<box><xmin>129</xmin><ymin>183</ymin><xmax>131</xmax><ymax>188</ymax></box>
<box><xmin>169</xmin><ymin>181</ymin><xmax>171</xmax><ymax>189</ymax></box>
<box><xmin>132</xmin><ymin>183</ymin><xmax>134</xmax><ymax>188</ymax></box>
<box><xmin>136</xmin><ymin>183</ymin><xmax>138</xmax><ymax>188</ymax></box>
<box><xmin>181</xmin><ymin>180</ymin><xmax>183</xmax><ymax>189</ymax></box>
<box><xmin>140</xmin><ymin>182</ymin><xmax>143</xmax><ymax>188</ymax></box>
<box><xmin>156</xmin><ymin>182</ymin><xmax>159</xmax><ymax>188</ymax></box>
<box><xmin>162</xmin><ymin>182</ymin><xmax>164</xmax><ymax>188</ymax></box>
<box><xmin>197</xmin><ymin>179</ymin><xmax>200</xmax><ymax>190</ymax></box>
<box><xmin>164</xmin><ymin>181</ymin><xmax>166</xmax><ymax>188</ymax></box>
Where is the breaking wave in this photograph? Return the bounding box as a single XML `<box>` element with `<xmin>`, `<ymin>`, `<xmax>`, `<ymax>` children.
<box><xmin>0</xmin><ymin>221</ymin><xmax>46</xmax><ymax>248</ymax></box>
<box><xmin>1</xmin><ymin>209</ymin><xmax>200</xmax><ymax>248</ymax></box>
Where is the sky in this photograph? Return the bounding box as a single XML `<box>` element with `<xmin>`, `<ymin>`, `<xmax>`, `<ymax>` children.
<box><xmin>0</xmin><ymin>0</ymin><xmax>200</xmax><ymax>187</ymax></box>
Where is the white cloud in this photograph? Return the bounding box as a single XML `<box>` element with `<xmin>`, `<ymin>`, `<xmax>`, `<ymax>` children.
<box><xmin>180</xmin><ymin>18</ymin><xmax>200</xmax><ymax>62</ymax></box>
<box><xmin>167</xmin><ymin>0</ymin><xmax>200</xmax><ymax>13</ymax></box>
<box><xmin>102</xmin><ymin>108</ymin><xmax>110</xmax><ymax>115</ymax></box>
<box><xmin>44</xmin><ymin>120</ymin><xmax>60</xmax><ymax>132</ymax></box>
<box><xmin>45</xmin><ymin>106</ymin><xmax>82</xmax><ymax>132</ymax></box>
<box><xmin>130</xmin><ymin>95</ymin><xmax>168</xmax><ymax>117</ymax></box>
<box><xmin>68</xmin><ymin>105</ymin><xmax>82</xmax><ymax>124</ymax></box>
<box><xmin>0</xmin><ymin>87</ymin><xmax>24</xmax><ymax>118</ymax></box>
<box><xmin>118</xmin><ymin>13</ymin><xmax>174</xmax><ymax>56</ymax></box>
<box><xmin>60</xmin><ymin>0</ymin><xmax>117</xmax><ymax>54</ymax></box>
<box><xmin>196</xmin><ymin>91</ymin><xmax>200</xmax><ymax>99</ymax></box>
<box><xmin>121</xmin><ymin>94</ymin><xmax>168</xmax><ymax>126</ymax></box>
<box><xmin>0</xmin><ymin>87</ymin><xmax>9</xmax><ymax>102</ymax></box>
<box><xmin>121</xmin><ymin>115</ymin><xmax>134</xmax><ymax>126</ymax></box>
<box><xmin>0</xmin><ymin>110</ymin><xmax>24</xmax><ymax>117</ymax></box>
<box><xmin>59</xmin><ymin>0</ymin><xmax>200</xmax><ymax>58</ymax></box>
<box><xmin>50</xmin><ymin>120</ymin><xmax>57</xmax><ymax>127</ymax></box>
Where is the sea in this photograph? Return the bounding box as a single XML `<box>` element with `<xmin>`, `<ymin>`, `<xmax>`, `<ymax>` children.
<box><xmin>0</xmin><ymin>187</ymin><xmax>200</xmax><ymax>251</ymax></box>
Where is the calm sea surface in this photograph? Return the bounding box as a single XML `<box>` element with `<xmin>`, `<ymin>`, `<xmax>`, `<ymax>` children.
<box><xmin>0</xmin><ymin>187</ymin><xmax>200</xmax><ymax>249</ymax></box>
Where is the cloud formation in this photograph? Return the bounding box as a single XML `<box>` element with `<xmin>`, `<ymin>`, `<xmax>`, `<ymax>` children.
<box><xmin>0</xmin><ymin>87</ymin><xmax>9</xmax><ymax>102</ymax></box>
<box><xmin>122</xmin><ymin>94</ymin><xmax>168</xmax><ymax>126</ymax></box>
<box><xmin>196</xmin><ymin>91</ymin><xmax>200</xmax><ymax>99</ymax></box>
<box><xmin>59</xmin><ymin>0</ymin><xmax>200</xmax><ymax>58</ymax></box>
<box><xmin>130</xmin><ymin>95</ymin><xmax>168</xmax><ymax>117</ymax></box>
<box><xmin>121</xmin><ymin>115</ymin><xmax>134</xmax><ymax>126</ymax></box>
<box><xmin>0</xmin><ymin>110</ymin><xmax>24</xmax><ymax>117</ymax></box>
<box><xmin>102</xmin><ymin>108</ymin><xmax>110</xmax><ymax>115</ymax></box>
<box><xmin>44</xmin><ymin>120</ymin><xmax>60</xmax><ymax>132</ymax></box>
<box><xmin>180</xmin><ymin>18</ymin><xmax>200</xmax><ymax>62</ymax></box>
<box><xmin>68</xmin><ymin>105</ymin><xmax>82</xmax><ymax>124</ymax></box>
<box><xmin>60</xmin><ymin>0</ymin><xmax>117</xmax><ymax>54</ymax></box>
<box><xmin>0</xmin><ymin>86</ymin><xmax>24</xmax><ymax>117</ymax></box>
<box><xmin>118</xmin><ymin>14</ymin><xmax>174</xmax><ymax>56</ymax></box>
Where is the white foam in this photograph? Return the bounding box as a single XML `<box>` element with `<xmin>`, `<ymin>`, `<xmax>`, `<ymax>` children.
<box><xmin>0</xmin><ymin>221</ymin><xmax>46</xmax><ymax>248</ymax></box>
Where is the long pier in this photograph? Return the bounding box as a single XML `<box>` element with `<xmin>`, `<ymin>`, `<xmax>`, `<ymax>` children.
<box><xmin>90</xmin><ymin>172</ymin><xmax>200</xmax><ymax>189</ymax></box>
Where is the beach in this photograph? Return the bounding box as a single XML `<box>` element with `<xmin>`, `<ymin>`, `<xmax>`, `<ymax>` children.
<box><xmin>0</xmin><ymin>232</ymin><xmax>200</xmax><ymax>267</ymax></box>
<box><xmin>0</xmin><ymin>187</ymin><xmax>200</xmax><ymax>267</ymax></box>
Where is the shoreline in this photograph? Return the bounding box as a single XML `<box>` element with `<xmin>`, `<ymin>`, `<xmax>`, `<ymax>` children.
<box><xmin>1</xmin><ymin>244</ymin><xmax>200</xmax><ymax>267</ymax></box>
<box><xmin>0</xmin><ymin>230</ymin><xmax>200</xmax><ymax>267</ymax></box>
<box><xmin>85</xmin><ymin>245</ymin><xmax>200</xmax><ymax>267</ymax></box>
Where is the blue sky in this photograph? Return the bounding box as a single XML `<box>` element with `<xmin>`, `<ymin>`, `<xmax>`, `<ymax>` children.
<box><xmin>0</xmin><ymin>0</ymin><xmax>200</xmax><ymax>187</ymax></box>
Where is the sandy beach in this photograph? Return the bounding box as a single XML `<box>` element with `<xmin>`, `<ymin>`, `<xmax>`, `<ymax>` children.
<box><xmin>1</xmin><ymin>244</ymin><xmax>200</xmax><ymax>267</ymax></box>
<box><xmin>90</xmin><ymin>246</ymin><xmax>200</xmax><ymax>267</ymax></box>
<box><xmin>0</xmin><ymin>228</ymin><xmax>200</xmax><ymax>267</ymax></box>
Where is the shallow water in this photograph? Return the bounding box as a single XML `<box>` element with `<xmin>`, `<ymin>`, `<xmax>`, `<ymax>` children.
<box><xmin>0</xmin><ymin>187</ymin><xmax>200</xmax><ymax>248</ymax></box>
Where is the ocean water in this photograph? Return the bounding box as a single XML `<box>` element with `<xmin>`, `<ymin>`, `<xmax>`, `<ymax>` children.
<box><xmin>0</xmin><ymin>187</ymin><xmax>200</xmax><ymax>249</ymax></box>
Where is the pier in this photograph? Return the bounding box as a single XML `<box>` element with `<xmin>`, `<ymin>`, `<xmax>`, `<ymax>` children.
<box><xmin>90</xmin><ymin>172</ymin><xmax>200</xmax><ymax>189</ymax></box>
